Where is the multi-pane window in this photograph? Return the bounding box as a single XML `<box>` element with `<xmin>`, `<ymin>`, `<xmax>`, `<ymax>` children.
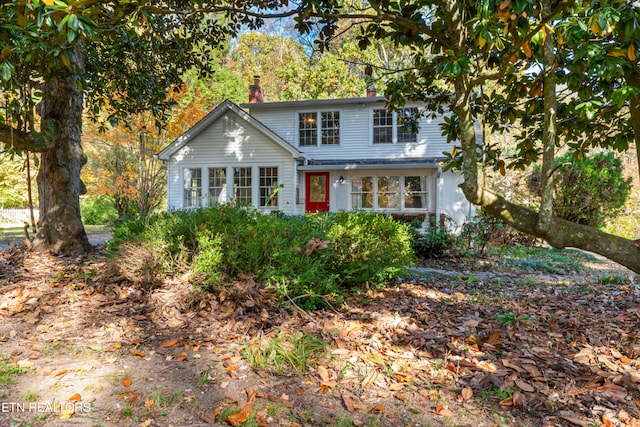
<box><xmin>259</xmin><ymin>167</ymin><xmax>279</xmax><ymax>208</ymax></box>
<box><xmin>377</xmin><ymin>176</ymin><xmax>400</xmax><ymax>209</ymax></box>
<box><xmin>373</xmin><ymin>109</ymin><xmax>393</xmax><ymax>144</ymax></box>
<box><xmin>351</xmin><ymin>174</ymin><xmax>430</xmax><ymax>211</ymax></box>
<box><xmin>184</xmin><ymin>168</ymin><xmax>202</xmax><ymax>208</ymax></box>
<box><xmin>298</xmin><ymin>111</ymin><xmax>340</xmax><ymax>146</ymax></box>
<box><xmin>351</xmin><ymin>176</ymin><xmax>374</xmax><ymax>209</ymax></box>
<box><xmin>298</xmin><ymin>113</ymin><xmax>317</xmax><ymax>146</ymax></box>
<box><xmin>404</xmin><ymin>176</ymin><xmax>429</xmax><ymax>209</ymax></box>
<box><xmin>208</xmin><ymin>168</ymin><xmax>227</xmax><ymax>205</ymax></box>
<box><xmin>372</xmin><ymin>108</ymin><xmax>419</xmax><ymax>144</ymax></box>
<box><xmin>397</xmin><ymin>108</ymin><xmax>418</xmax><ymax>143</ymax></box>
<box><xmin>321</xmin><ymin>112</ymin><xmax>340</xmax><ymax>145</ymax></box>
<box><xmin>233</xmin><ymin>167</ymin><xmax>252</xmax><ymax>205</ymax></box>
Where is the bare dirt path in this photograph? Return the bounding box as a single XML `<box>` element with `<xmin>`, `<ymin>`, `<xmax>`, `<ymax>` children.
<box><xmin>0</xmin><ymin>246</ymin><xmax>639</xmax><ymax>427</ymax></box>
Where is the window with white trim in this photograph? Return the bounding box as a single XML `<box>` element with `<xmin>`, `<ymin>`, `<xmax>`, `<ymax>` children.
<box><xmin>404</xmin><ymin>176</ymin><xmax>428</xmax><ymax>209</ymax></box>
<box><xmin>298</xmin><ymin>111</ymin><xmax>340</xmax><ymax>146</ymax></box>
<box><xmin>397</xmin><ymin>108</ymin><xmax>418</xmax><ymax>143</ymax></box>
<box><xmin>208</xmin><ymin>168</ymin><xmax>227</xmax><ymax>205</ymax></box>
<box><xmin>373</xmin><ymin>109</ymin><xmax>393</xmax><ymax>144</ymax></box>
<box><xmin>372</xmin><ymin>108</ymin><xmax>419</xmax><ymax>144</ymax></box>
<box><xmin>184</xmin><ymin>168</ymin><xmax>202</xmax><ymax>208</ymax></box>
<box><xmin>233</xmin><ymin>167</ymin><xmax>252</xmax><ymax>205</ymax></box>
<box><xmin>298</xmin><ymin>113</ymin><xmax>317</xmax><ymax>146</ymax></box>
<box><xmin>351</xmin><ymin>174</ymin><xmax>430</xmax><ymax>211</ymax></box>
<box><xmin>377</xmin><ymin>176</ymin><xmax>400</xmax><ymax>209</ymax></box>
<box><xmin>351</xmin><ymin>176</ymin><xmax>373</xmax><ymax>209</ymax></box>
<box><xmin>259</xmin><ymin>167</ymin><xmax>278</xmax><ymax>208</ymax></box>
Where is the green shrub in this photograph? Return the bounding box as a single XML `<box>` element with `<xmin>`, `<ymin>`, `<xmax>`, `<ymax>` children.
<box><xmin>323</xmin><ymin>212</ymin><xmax>415</xmax><ymax>286</ymax></box>
<box><xmin>529</xmin><ymin>152</ymin><xmax>631</xmax><ymax>228</ymax></box>
<box><xmin>192</xmin><ymin>230</ymin><xmax>224</xmax><ymax>290</ymax></box>
<box><xmin>81</xmin><ymin>195</ymin><xmax>118</xmax><ymax>225</ymax></box>
<box><xmin>409</xmin><ymin>221</ymin><xmax>453</xmax><ymax>258</ymax></box>
<box><xmin>110</xmin><ymin>206</ymin><xmax>416</xmax><ymax>309</ymax></box>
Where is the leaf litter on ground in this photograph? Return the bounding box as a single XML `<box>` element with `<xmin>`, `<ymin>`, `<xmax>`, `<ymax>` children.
<box><xmin>0</xmin><ymin>245</ymin><xmax>639</xmax><ymax>426</ymax></box>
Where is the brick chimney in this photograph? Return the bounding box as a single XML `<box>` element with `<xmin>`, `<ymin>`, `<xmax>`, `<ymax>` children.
<box><xmin>248</xmin><ymin>75</ymin><xmax>264</xmax><ymax>103</ymax></box>
<box><xmin>364</xmin><ymin>65</ymin><xmax>376</xmax><ymax>97</ymax></box>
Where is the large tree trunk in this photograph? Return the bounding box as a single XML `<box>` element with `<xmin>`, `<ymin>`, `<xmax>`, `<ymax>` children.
<box><xmin>627</xmin><ymin>70</ymin><xmax>640</xmax><ymax>183</ymax></box>
<box><xmin>455</xmin><ymin>85</ymin><xmax>640</xmax><ymax>273</ymax></box>
<box><xmin>32</xmin><ymin>44</ymin><xmax>91</xmax><ymax>255</ymax></box>
<box><xmin>538</xmin><ymin>4</ymin><xmax>557</xmax><ymax>234</ymax></box>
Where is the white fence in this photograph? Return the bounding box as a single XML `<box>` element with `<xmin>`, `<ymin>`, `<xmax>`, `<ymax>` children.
<box><xmin>0</xmin><ymin>208</ymin><xmax>38</xmax><ymax>223</ymax></box>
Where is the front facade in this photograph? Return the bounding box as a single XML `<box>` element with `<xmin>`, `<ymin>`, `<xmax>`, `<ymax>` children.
<box><xmin>157</xmin><ymin>84</ymin><xmax>475</xmax><ymax>228</ymax></box>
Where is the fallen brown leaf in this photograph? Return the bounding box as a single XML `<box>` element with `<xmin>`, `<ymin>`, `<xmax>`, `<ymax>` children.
<box><xmin>434</xmin><ymin>405</ymin><xmax>454</xmax><ymax>416</ymax></box>
<box><xmin>461</xmin><ymin>387</ymin><xmax>473</xmax><ymax>400</ymax></box>
<box><xmin>159</xmin><ymin>339</ymin><xmax>179</xmax><ymax>347</ymax></box>
<box><xmin>342</xmin><ymin>393</ymin><xmax>355</xmax><ymax>413</ymax></box>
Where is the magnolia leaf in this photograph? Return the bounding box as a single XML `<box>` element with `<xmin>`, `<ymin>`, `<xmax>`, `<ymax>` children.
<box><xmin>159</xmin><ymin>339</ymin><xmax>179</xmax><ymax>348</ymax></box>
<box><xmin>461</xmin><ymin>387</ymin><xmax>473</xmax><ymax>400</ymax></box>
<box><xmin>342</xmin><ymin>393</ymin><xmax>355</xmax><ymax>413</ymax></box>
<box><xmin>434</xmin><ymin>405</ymin><xmax>454</xmax><ymax>416</ymax></box>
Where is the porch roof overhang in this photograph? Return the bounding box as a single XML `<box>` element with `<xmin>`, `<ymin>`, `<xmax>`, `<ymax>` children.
<box><xmin>297</xmin><ymin>158</ymin><xmax>445</xmax><ymax>171</ymax></box>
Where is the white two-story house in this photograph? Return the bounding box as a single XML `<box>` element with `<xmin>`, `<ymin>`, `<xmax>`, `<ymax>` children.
<box><xmin>157</xmin><ymin>77</ymin><xmax>475</xmax><ymax>228</ymax></box>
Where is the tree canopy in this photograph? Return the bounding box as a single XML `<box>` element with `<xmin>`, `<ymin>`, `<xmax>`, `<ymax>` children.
<box><xmin>277</xmin><ymin>0</ymin><xmax>640</xmax><ymax>272</ymax></box>
<box><xmin>0</xmin><ymin>0</ymin><xmax>284</xmax><ymax>253</ymax></box>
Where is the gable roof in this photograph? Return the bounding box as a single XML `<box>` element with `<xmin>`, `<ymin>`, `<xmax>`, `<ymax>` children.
<box><xmin>156</xmin><ymin>100</ymin><xmax>303</xmax><ymax>161</ymax></box>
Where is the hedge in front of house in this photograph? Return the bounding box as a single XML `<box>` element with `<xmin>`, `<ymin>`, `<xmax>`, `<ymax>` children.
<box><xmin>109</xmin><ymin>205</ymin><xmax>415</xmax><ymax>309</ymax></box>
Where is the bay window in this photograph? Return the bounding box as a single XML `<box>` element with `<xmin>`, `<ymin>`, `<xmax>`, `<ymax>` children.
<box><xmin>351</xmin><ymin>173</ymin><xmax>430</xmax><ymax>211</ymax></box>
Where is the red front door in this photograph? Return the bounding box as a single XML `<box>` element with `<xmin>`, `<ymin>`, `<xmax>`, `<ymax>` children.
<box><xmin>305</xmin><ymin>172</ymin><xmax>330</xmax><ymax>212</ymax></box>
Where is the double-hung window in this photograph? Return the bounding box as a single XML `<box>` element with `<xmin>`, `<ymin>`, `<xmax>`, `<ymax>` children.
<box><xmin>298</xmin><ymin>111</ymin><xmax>340</xmax><ymax>146</ymax></box>
<box><xmin>373</xmin><ymin>109</ymin><xmax>393</xmax><ymax>144</ymax></box>
<box><xmin>351</xmin><ymin>176</ymin><xmax>374</xmax><ymax>209</ymax></box>
<box><xmin>404</xmin><ymin>176</ymin><xmax>429</xmax><ymax>209</ymax></box>
<box><xmin>233</xmin><ymin>167</ymin><xmax>252</xmax><ymax>205</ymax></box>
<box><xmin>208</xmin><ymin>168</ymin><xmax>227</xmax><ymax>205</ymax></box>
<box><xmin>184</xmin><ymin>168</ymin><xmax>202</xmax><ymax>208</ymax></box>
<box><xmin>396</xmin><ymin>108</ymin><xmax>418</xmax><ymax>143</ymax></box>
<box><xmin>259</xmin><ymin>167</ymin><xmax>279</xmax><ymax>208</ymax></box>
<box><xmin>372</xmin><ymin>107</ymin><xmax>419</xmax><ymax>144</ymax></box>
<box><xmin>377</xmin><ymin>176</ymin><xmax>400</xmax><ymax>209</ymax></box>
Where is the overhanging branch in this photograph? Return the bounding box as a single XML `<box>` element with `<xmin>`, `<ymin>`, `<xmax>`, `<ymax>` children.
<box><xmin>0</xmin><ymin>121</ymin><xmax>57</xmax><ymax>153</ymax></box>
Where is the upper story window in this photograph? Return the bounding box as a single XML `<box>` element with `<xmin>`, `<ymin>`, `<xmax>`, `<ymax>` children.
<box><xmin>298</xmin><ymin>111</ymin><xmax>340</xmax><ymax>147</ymax></box>
<box><xmin>372</xmin><ymin>107</ymin><xmax>419</xmax><ymax>144</ymax></box>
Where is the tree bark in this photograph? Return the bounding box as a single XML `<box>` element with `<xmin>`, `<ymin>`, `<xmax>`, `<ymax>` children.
<box><xmin>32</xmin><ymin>43</ymin><xmax>91</xmax><ymax>255</ymax></box>
<box><xmin>627</xmin><ymin>70</ymin><xmax>640</xmax><ymax>183</ymax></box>
<box><xmin>538</xmin><ymin>5</ymin><xmax>556</xmax><ymax>233</ymax></box>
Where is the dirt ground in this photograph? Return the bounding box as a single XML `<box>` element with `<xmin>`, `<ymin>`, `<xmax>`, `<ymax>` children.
<box><xmin>1</xmin><ymin>243</ymin><xmax>639</xmax><ymax>427</ymax></box>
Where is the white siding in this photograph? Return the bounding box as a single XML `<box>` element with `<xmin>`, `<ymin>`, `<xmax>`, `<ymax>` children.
<box><xmin>440</xmin><ymin>171</ymin><xmax>476</xmax><ymax>230</ymax></box>
<box><xmin>249</xmin><ymin>103</ymin><xmax>452</xmax><ymax>160</ymax></box>
<box><xmin>166</xmin><ymin>112</ymin><xmax>298</xmax><ymax>214</ymax></box>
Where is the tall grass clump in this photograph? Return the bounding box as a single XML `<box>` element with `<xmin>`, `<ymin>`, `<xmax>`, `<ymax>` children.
<box><xmin>109</xmin><ymin>205</ymin><xmax>415</xmax><ymax>308</ymax></box>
